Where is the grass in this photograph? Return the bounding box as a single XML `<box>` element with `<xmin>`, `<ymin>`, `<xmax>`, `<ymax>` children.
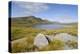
<box><xmin>11</xmin><ymin>35</ymin><xmax>35</xmax><ymax>52</ymax></box>
<box><xmin>11</xmin><ymin>25</ymin><xmax>78</xmax><ymax>52</ymax></box>
<box><xmin>11</xmin><ymin>27</ymin><xmax>43</xmax><ymax>41</ymax></box>
<box><xmin>39</xmin><ymin>40</ymin><xmax>64</xmax><ymax>51</ymax></box>
<box><xmin>41</xmin><ymin>25</ymin><xmax>77</xmax><ymax>36</ymax></box>
<box><xmin>67</xmin><ymin>40</ymin><xmax>78</xmax><ymax>49</ymax></box>
<box><xmin>11</xmin><ymin>37</ymin><xmax>65</xmax><ymax>52</ymax></box>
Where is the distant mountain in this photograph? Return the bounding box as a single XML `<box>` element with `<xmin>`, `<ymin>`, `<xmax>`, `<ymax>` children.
<box><xmin>11</xmin><ymin>16</ymin><xmax>51</xmax><ymax>27</ymax></box>
<box><xmin>57</xmin><ymin>22</ymin><xmax>78</xmax><ymax>25</ymax></box>
<box><xmin>11</xmin><ymin>16</ymin><xmax>78</xmax><ymax>27</ymax></box>
<box><xmin>50</xmin><ymin>21</ymin><xmax>78</xmax><ymax>25</ymax></box>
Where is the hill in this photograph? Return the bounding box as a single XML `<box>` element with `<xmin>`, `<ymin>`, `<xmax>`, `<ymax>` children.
<box><xmin>11</xmin><ymin>16</ymin><xmax>51</xmax><ymax>27</ymax></box>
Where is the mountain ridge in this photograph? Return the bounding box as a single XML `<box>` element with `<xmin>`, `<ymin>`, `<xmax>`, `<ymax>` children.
<box><xmin>11</xmin><ymin>16</ymin><xmax>77</xmax><ymax>27</ymax></box>
<box><xmin>11</xmin><ymin>16</ymin><xmax>51</xmax><ymax>27</ymax></box>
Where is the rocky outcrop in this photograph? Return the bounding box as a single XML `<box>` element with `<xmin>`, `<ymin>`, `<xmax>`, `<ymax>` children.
<box><xmin>54</xmin><ymin>33</ymin><xmax>77</xmax><ymax>42</ymax></box>
<box><xmin>34</xmin><ymin>33</ymin><xmax>49</xmax><ymax>49</ymax></box>
<box><xmin>34</xmin><ymin>33</ymin><xmax>77</xmax><ymax>49</ymax></box>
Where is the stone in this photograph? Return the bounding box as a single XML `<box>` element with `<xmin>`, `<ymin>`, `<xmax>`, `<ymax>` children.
<box><xmin>45</xmin><ymin>35</ymin><xmax>54</xmax><ymax>41</ymax></box>
<box><xmin>54</xmin><ymin>33</ymin><xmax>77</xmax><ymax>42</ymax></box>
<box><xmin>54</xmin><ymin>33</ymin><xmax>78</xmax><ymax>49</ymax></box>
<box><xmin>34</xmin><ymin>33</ymin><xmax>49</xmax><ymax>49</ymax></box>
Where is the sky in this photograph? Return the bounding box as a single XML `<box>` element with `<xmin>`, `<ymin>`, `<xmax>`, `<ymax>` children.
<box><xmin>9</xmin><ymin>1</ymin><xmax>78</xmax><ymax>23</ymax></box>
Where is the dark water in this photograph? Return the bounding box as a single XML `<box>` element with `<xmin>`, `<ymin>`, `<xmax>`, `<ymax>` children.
<box><xmin>33</xmin><ymin>24</ymin><xmax>69</xmax><ymax>29</ymax></box>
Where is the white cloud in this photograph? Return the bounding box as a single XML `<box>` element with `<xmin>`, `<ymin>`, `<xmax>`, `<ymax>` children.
<box><xmin>13</xmin><ymin>1</ymin><xmax>49</xmax><ymax>15</ymax></box>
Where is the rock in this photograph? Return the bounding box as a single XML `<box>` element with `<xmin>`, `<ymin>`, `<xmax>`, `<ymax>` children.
<box><xmin>54</xmin><ymin>33</ymin><xmax>77</xmax><ymax>42</ymax></box>
<box><xmin>34</xmin><ymin>33</ymin><xmax>77</xmax><ymax>50</ymax></box>
<box><xmin>34</xmin><ymin>33</ymin><xmax>49</xmax><ymax>49</ymax></box>
<box><xmin>54</xmin><ymin>33</ymin><xmax>78</xmax><ymax>50</ymax></box>
<box><xmin>45</xmin><ymin>35</ymin><xmax>54</xmax><ymax>41</ymax></box>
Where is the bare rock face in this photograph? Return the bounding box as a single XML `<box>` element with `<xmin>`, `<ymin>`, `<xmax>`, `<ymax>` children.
<box><xmin>54</xmin><ymin>33</ymin><xmax>77</xmax><ymax>42</ymax></box>
<box><xmin>34</xmin><ymin>33</ymin><xmax>49</xmax><ymax>49</ymax></box>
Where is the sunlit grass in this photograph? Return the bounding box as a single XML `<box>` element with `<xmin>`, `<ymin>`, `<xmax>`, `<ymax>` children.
<box><xmin>11</xmin><ymin>25</ymin><xmax>77</xmax><ymax>52</ymax></box>
<box><xmin>42</xmin><ymin>26</ymin><xmax>77</xmax><ymax>36</ymax></box>
<box><xmin>39</xmin><ymin>40</ymin><xmax>64</xmax><ymax>51</ymax></box>
<box><xmin>11</xmin><ymin>27</ymin><xmax>43</xmax><ymax>40</ymax></box>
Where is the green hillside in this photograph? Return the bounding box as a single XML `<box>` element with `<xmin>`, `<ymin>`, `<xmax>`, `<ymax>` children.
<box><xmin>11</xmin><ymin>16</ymin><xmax>50</xmax><ymax>27</ymax></box>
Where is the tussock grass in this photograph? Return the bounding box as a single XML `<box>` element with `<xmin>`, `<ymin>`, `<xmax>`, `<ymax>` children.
<box><xmin>39</xmin><ymin>40</ymin><xmax>64</xmax><ymax>51</ymax></box>
<box><xmin>11</xmin><ymin>25</ymin><xmax>77</xmax><ymax>52</ymax></box>
<box><xmin>11</xmin><ymin>27</ymin><xmax>42</xmax><ymax>40</ymax></box>
<box><xmin>42</xmin><ymin>26</ymin><xmax>77</xmax><ymax>36</ymax></box>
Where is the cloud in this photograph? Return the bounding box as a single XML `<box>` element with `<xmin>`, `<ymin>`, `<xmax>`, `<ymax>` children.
<box><xmin>13</xmin><ymin>1</ymin><xmax>49</xmax><ymax>15</ymax></box>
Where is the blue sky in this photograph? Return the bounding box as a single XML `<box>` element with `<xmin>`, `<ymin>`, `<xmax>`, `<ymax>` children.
<box><xmin>10</xmin><ymin>1</ymin><xmax>78</xmax><ymax>23</ymax></box>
